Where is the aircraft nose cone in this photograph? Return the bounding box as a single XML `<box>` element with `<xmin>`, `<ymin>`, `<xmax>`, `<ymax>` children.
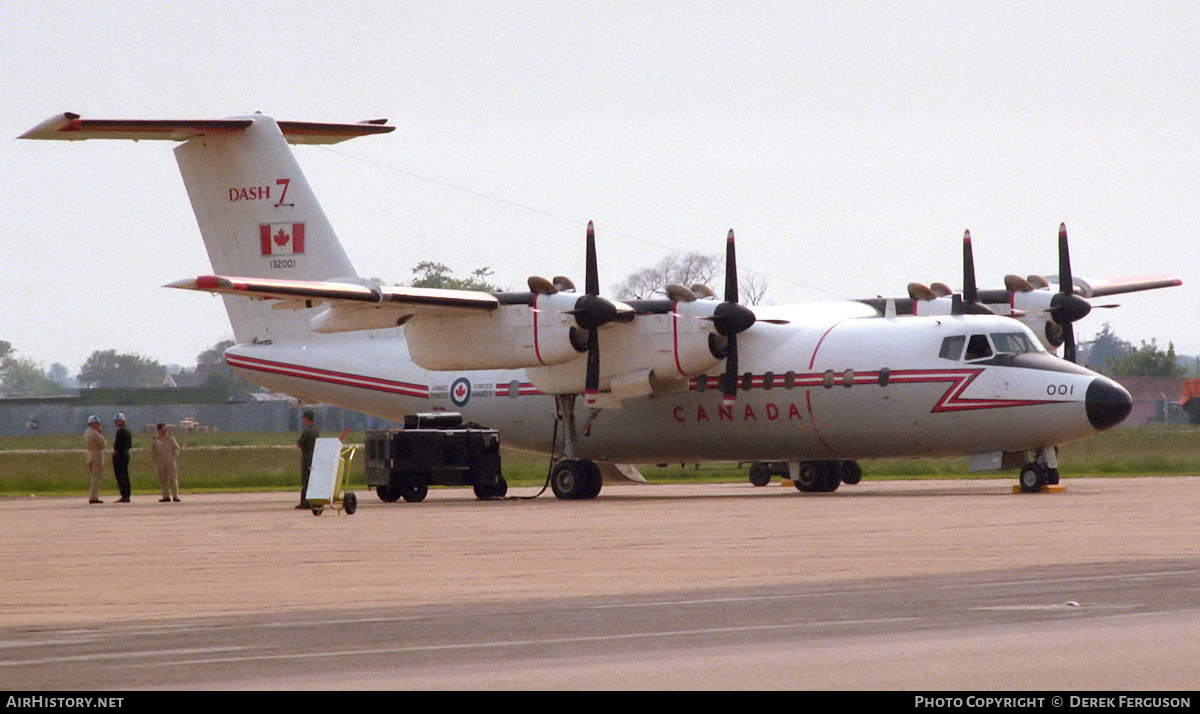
<box><xmin>1086</xmin><ymin>377</ymin><xmax>1132</xmax><ymax>431</ymax></box>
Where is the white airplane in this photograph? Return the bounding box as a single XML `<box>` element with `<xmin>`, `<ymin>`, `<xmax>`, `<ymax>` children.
<box><xmin>21</xmin><ymin>112</ymin><xmax>1137</xmax><ymax>498</ymax></box>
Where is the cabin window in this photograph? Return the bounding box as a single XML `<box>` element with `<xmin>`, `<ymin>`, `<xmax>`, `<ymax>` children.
<box><xmin>939</xmin><ymin>336</ymin><xmax>965</xmax><ymax>361</ymax></box>
<box><xmin>784</xmin><ymin>371</ymin><xmax>796</xmax><ymax>389</ymax></box>
<box><xmin>965</xmin><ymin>334</ymin><xmax>993</xmax><ymax>361</ymax></box>
<box><xmin>991</xmin><ymin>331</ymin><xmax>1038</xmax><ymax>354</ymax></box>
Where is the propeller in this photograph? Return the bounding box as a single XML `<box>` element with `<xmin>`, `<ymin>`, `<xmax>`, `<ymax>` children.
<box><xmin>1049</xmin><ymin>223</ymin><xmax>1092</xmax><ymax>363</ymax></box>
<box><xmin>715</xmin><ymin>230</ymin><xmax>758</xmax><ymax>406</ymax></box>
<box><xmin>572</xmin><ymin>222</ymin><xmax>619</xmax><ymax>405</ymax></box>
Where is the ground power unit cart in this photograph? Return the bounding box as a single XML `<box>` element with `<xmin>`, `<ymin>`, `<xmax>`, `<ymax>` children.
<box><xmin>365</xmin><ymin>414</ymin><xmax>507</xmax><ymax>503</ymax></box>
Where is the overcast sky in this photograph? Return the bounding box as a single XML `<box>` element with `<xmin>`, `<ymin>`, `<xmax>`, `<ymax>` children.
<box><xmin>3</xmin><ymin>1</ymin><xmax>1197</xmax><ymax>372</ymax></box>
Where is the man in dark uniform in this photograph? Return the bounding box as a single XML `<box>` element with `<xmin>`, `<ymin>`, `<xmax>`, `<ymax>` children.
<box><xmin>112</xmin><ymin>413</ymin><xmax>132</xmax><ymax>503</ymax></box>
<box><xmin>295</xmin><ymin>410</ymin><xmax>318</xmax><ymax>509</ymax></box>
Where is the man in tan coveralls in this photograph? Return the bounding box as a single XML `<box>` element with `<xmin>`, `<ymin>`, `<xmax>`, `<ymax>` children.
<box><xmin>84</xmin><ymin>415</ymin><xmax>105</xmax><ymax>504</ymax></box>
<box><xmin>151</xmin><ymin>422</ymin><xmax>182</xmax><ymax>503</ymax></box>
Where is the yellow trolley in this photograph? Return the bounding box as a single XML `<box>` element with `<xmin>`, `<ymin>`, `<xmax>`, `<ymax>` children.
<box><xmin>305</xmin><ymin>437</ymin><xmax>359</xmax><ymax>516</ymax></box>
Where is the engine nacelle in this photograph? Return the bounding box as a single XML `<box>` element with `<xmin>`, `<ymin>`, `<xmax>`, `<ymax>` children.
<box><xmin>406</xmin><ymin>300</ymin><xmax>581</xmax><ymax>370</ymax></box>
<box><xmin>526</xmin><ymin>307</ymin><xmax>723</xmax><ymax>396</ymax></box>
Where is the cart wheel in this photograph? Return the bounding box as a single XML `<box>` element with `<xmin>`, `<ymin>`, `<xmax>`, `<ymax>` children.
<box><xmin>344</xmin><ymin>492</ymin><xmax>357</xmax><ymax>515</ymax></box>
<box><xmin>311</xmin><ymin>506</ymin><xmax>323</xmax><ymax>516</ymax></box>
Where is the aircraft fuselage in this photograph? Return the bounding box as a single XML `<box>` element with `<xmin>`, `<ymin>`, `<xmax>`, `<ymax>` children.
<box><xmin>225</xmin><ymin>302</ymin><xmax>1128</xmax><ymax>464</ymax></box>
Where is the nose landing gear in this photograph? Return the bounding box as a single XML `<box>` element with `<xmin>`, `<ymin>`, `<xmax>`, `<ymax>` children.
<box><xmin>1017</xmin><ymin>447</ymin><xmax>1062</xmax><ymax>493</ymax></box>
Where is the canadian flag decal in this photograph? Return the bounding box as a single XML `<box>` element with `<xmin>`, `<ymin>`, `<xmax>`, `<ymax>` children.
<box><xmin>260</xmin><ymin>223</ymin><xmax>305</xmax><ymax>255</ymax></box>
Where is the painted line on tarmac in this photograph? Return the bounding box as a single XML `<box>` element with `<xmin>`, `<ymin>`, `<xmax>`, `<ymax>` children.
<box><xmin>134</xmin><ymin>616</ymin><xmax>918</xmax><ymax>668</ymax></box>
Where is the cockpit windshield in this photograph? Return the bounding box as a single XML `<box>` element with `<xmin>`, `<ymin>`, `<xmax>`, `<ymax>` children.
<box><xmin>991</xmin><ymin>331</ymin><xmax>1038</xmax><ymax>355</ymax></box>
<box><xmin>940</xmin><ymin>331</ymin><xmax>1041</xmax><ymax>362</ymax></box>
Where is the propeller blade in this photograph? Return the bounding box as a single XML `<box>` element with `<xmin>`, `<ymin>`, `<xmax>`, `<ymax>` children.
<box><xmin>585</xmin><ymin>326</ymin><xmax>600</xmax><ymax>404</ymax></box>
<box><xmin>930</xmin><ymin>282</ymin><xmax>953</xmax><ymax>297</ymax></box>
<box><xmin>1004</xmin><ymin>274</ymin><xmax>1035</xmax><ymax>293</ymax></box>
<box><xmin>724</xmin><ymin>229</ymin><xmax>738</xmax><ymax>304</ymax></box>
<box><xmin>1027</xmin><ymin>274</ymin><xmax>1051</xmax><ymax>289</ymax></box>
<box><xmin>908</xmin><ymin>282</ymin><xmax>937</xmax><ymax>301</ymax></box>
<box><xmin>528</xmin><ymin>276</ymin><xmax>557</xmax><ymax>295</ymax></box>
<box><xmin>585</xmin><ymin>221</ymin><xmax>599</xmax><ymax>296</ymax></box>
<box><xmin>1058</xmin><ymin>223</ymin><xmax>1073</xmax><ymax>296</ymax></box>
<box><xmin>1063</xmin><ymin>321</ymin><xmax>1077</xmax><ymax>363</ymax></box>
<box><xmin>721</xmin><ymin>334</ymin><xmax>739</xmax><ymax>406</ymax></box>
<box><xmin>691</xmin><ymin>283</ymin><xmax>715</xmax><ymax>298</ymax></box>
<box><xmin>962</xmin><ymin>229</ymin><xmax>978</xmax><ymax>304</ymax></box>
<box><xmin>666</xmin><ymin>283</ymin><xmax>697</xmax><ymax>302</ymax></box>
<box><xmin>552</xmin><ymin>275</ymin><xmax>576</xmax><ymax>293</ymax></box>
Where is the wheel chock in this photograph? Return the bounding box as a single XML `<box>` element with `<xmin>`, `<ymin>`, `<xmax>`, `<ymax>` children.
<box><xmin>1011</xmin><ymin>484</ymin><xmax>1068</xmax><ymax>494</ymax></box>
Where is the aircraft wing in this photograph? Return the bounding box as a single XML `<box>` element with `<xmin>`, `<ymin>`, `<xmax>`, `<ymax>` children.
<box><xmin>1078</xmin><ymin>276</ymin><xmax>1183</xmax><ymax>298</ymax></box>
<box><xmin>166</xmin><ymin>275</ymin><xmax>498</xmax><ymax>332</ymax></box>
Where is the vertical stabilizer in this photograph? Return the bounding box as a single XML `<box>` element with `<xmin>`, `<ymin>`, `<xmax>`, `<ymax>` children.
<box><xmin>20</xmin><ymin>112</ymin><xmax>394</xmax><ymax>345</ymax></box>
<box><xmin>173</xmin><ymin>116</ymin><xmax>358</xmax><ymax>343</ymax></box>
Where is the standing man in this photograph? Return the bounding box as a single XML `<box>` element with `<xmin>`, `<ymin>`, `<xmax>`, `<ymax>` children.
<box><xmin>151</xmin><ymin>422</ymin><xmax>182</xmax><ymax>503</ymax></box>
<box><xmin>84</xmin><ymin>415</ymin><xmax>106</xmax><ymax>504</ymax></box>
<box><xmin>295</xmin><ymin>410</ymin><xmax>318</xmax><ymax>509</ymax></box>
<box><xmin>112</xmin><ymin>413</ymin><xmax>132</xmax><ymax>503</ymax></box>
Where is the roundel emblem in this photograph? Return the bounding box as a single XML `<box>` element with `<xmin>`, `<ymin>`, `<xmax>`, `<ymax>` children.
<box><xmin>450</xmin><ymin>377</ymin><xmax>471</xmax><ymax>407</ymax></box>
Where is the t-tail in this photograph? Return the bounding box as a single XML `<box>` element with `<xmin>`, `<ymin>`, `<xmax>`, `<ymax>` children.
<box><xmin>19</xmin><ymin>112</ymin><xmax>393</xmax><ymax>344</ymax></box>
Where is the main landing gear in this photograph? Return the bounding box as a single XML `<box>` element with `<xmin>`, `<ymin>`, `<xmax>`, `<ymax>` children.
<box><xmin>551</xmin><ymin>394</ymin><xmax>602</xmax><ymax>500</ymax></box>
<box><xmin>749</xmin><ymin>460</ymin><xmax>862</xmax><ymax>492</ymax></box>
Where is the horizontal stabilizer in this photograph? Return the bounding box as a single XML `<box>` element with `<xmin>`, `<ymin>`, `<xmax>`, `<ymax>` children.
<box><xmin>20</xmin><ymin>112</ymin><xmax>393</xmax><ymax>145</ymax></box>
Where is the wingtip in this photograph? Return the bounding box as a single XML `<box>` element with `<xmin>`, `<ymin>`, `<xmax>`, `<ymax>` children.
<box><xmin>18</xmin><ymin>112</ymin><xmax>80</xmax><ymax>140</ymax></box>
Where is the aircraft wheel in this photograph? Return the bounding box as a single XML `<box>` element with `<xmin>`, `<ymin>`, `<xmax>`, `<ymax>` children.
<box><xmin>310</xmin><ymin>506</ymin><xmax>323</xmax><ymax>516</ymax></box>
<box><xmin>840</xmin><ymin>460</ymin><xmax>863</xmax><ymax>486</ymax></box>
<box><xmin>474</xmin><ymin>476</ymin><xmax>508</xmax><ymax>500</ymax></box>
<box><xmin>817</xmin><ymin>461</ymin><xmax>842</xmax><ymax>492</ymax></box>
<box><xmin>343</xmin><ymin>492</ymin><xmax>357</xmax><ymax>515</ymax></box>
<box><xmin>582</xmin><ymin>461</ymin><xmax>602</xmax><ymax>499</ymax></box>
<box><xmin>552</xmin><ymin>460</ymin><xmax>596</xmax><ymax>500</ymax></box>
<box><xmin>795</xmin><ymin>462</ymin><xmax>821</xmax><ymax>492</ymax></box>
<box><xmin>401</xmin><ymin>478</ymin><xmax>428</xmax><ymax>503</ymax></box>
<box><xmin>748</xmin><ymin>462</ymin><xmax>772</xmax><ymax>487</ymax></box>
<box><xmin>376</xmin><ymin>484</ymin><xmax>401</xmax><ymax>503</ymax></box>
<box><xmin>1019</xmin><ymin>463</ymin><xmax>1046</xmax><ymax>493</ymax></box>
